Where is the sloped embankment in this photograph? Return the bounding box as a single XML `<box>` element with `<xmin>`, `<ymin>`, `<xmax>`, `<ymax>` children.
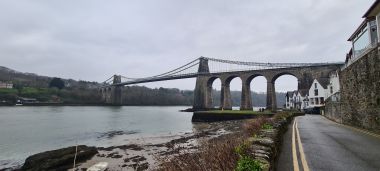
<box><xmin>157</xmin><ymin>111</ymin><xmax>301</xmax><ymax>171</ymax></box>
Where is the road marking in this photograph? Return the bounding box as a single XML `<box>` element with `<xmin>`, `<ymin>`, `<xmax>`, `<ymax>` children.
<box><xmin>323</xmin><ymin>117</ymin><xmax>380</xmax><ymax>139</ymax></box>
<box><xmin>292</xmin><ymin>118</ymin><xmax>300</xmax><ymax>171</ymax></box>
<box><xmin>295</xmin><ymin>119</ymin><xmax>310</xmax><ymax>171</ymax></box>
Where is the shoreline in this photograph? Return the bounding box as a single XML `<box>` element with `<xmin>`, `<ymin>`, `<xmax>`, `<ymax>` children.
<box><xmin>3</xmin><ymin>120</ymin><xmax>244</xmax><ymax>171</ymax></box>
<box><xmin>73</xmin><ymin>120</ymin><xmax>244</xmax><ymax>170</ymax></box>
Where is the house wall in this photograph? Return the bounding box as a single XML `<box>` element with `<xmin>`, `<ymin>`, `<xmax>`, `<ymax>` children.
<box><xmin>327</xmin><ymin>47</ymin><xmax>380</xmax><ymax>133</ymax></box>
<box><xmin>285</xmin><ymin>95</ymin><xmax>291</xmax><ymax>109</ymax></box>
<box><xmin>308</xmin><ymin>79</ymin><xmax>327</xmax><ymax>108</ymax></box>
<box><xmin>327</xmin><ymin>71</ymin><xmax>340</xmax><ymax>98</ymax></box>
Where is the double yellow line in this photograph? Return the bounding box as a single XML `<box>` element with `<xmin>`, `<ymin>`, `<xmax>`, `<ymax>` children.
<box><xmin>292</xmin><ymin>118</ymin><xmax>310</xmax><ymax>171</ymax></box>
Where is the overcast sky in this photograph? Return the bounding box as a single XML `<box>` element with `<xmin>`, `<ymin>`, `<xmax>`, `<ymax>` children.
<box><xmin>0</xmin><ymin>0</ymin><xmax>374</xmax><ymax>92</ymax></box>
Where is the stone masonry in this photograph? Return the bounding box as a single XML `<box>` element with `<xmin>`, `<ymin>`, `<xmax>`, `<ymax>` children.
<box><xmin>100</xmin><ymin>75</ymin><xmax>123</xmax><ymax>105</ymax></box>
<box><xmin>193</xmin><ymin>58</ymin><xmax>342</xmax><ymax>111</ymax></box>
<box><xmin>338</xmin><ymin>47</ymin><xmax>380</xmax><ymax>132</ymax></box>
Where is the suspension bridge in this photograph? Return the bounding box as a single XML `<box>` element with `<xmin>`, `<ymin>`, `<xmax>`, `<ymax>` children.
<box><xmin>99</xmin><ymin>57</ymin><xmax>344</xmax><ymax>111</ymax></box>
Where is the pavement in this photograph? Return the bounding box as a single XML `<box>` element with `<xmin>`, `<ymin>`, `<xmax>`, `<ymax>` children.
<box><xmin>276</xmin><ymin>114</ymin><xmax>380</xmax><ymax>171</ymax></box>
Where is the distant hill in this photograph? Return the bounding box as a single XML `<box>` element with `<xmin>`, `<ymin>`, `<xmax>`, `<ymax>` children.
<box><xmin>0</xmin><ymin>66</ymin><xmax>100</xmax><ymax>89</ymax></box>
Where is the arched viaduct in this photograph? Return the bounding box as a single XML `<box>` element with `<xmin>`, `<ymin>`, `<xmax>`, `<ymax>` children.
<box><xmin>193</xmin><ymin>58</ymin><xmax>342</xmax><ymax>111</ymax></box>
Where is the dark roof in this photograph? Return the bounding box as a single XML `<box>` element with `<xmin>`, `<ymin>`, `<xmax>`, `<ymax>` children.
<box><xmin>363</xmin><ymin>0</ymin><xmax>380</xmax><ymax>18</ymax></box>
<box><xmin>293</xmin><ymin>90</ymin><xmax>298</xmax><ymax>96</ymax></box>
<box><xmin>298</xmin><ymin>89</ymin><xmax>309</xmax><ymax>97</ymax></box>
<box><xmin>286</xmin><ymin>91</ymin><xmax>294</xmax><ymax>97</ymax></box>
<box><xmin>316</xmin><ymin>78</ymin><xmax>330</xmax><ymax>89</ymax></box>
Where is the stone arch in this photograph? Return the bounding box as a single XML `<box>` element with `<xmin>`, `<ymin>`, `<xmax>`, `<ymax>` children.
<box><xmin>240</xmin><ymin>74</ymin><xmax>268</xmax><ymax>110</ymax></box>
<box><xmin>207</xmin><ymin>76</ymin><xmax>220</xmax><ymax>88</ymax></box>
<box><xmin>206</xmin><ymin>76</ymin><xmax>222</xmax><ymax>108</ymax></box>
<box><xmin>271</xmin><ymin>71</ymin><xmax>301</xmax><ymax>84</ymax></box>
<box><xmin>218</xmin><ymin>75</ymin><xmax>242</xmax><ymax>110</ymax></box>
<box><xmin>222</xmin><ymin>75</ymin><xmax>241</xmax><ymax>87</ymax></box>
<box><xmin>267</xmin><ymin>72</ymin><xmax>301</xmax><ymax>111</ymax></box>
<box><xmin>245</xmin><ymin>74</ymin><xmax>267</xmax><ymax>87</ymax></box>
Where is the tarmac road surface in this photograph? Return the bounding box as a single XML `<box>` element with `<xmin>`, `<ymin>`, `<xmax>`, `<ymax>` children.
<box><xmin>276</xmin><ymin>115</ymin><xmax>380</xmax><ymax>171</ymax></box>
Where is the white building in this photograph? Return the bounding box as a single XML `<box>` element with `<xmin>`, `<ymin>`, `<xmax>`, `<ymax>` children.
<box><xmin>307</xmin><ymin>79</ymin><xmax>329</xmax><ymax>108</ymax></box>
<box><xmin>326</xmin><ymin>70</ymin><xmax>341</xmax><ymax>100</ymax></box>
<box><xmin>285</xmin><ymin>90</ymin><xmax>308</xmax><ymax>110</ymax></box>
<box><xmin>285</xmin><ymin>73</ymin><xmax>341</xmax><ymax>112</ymax></box>
<box><xmin>285</xmin><ymin>91</ymin><xmax>295</xmax><ymax>109</ymax></box>
<box><xmin>0</xmin><ymin>82</ymin><xmax>13</xmax><ymax>89</ymax></box>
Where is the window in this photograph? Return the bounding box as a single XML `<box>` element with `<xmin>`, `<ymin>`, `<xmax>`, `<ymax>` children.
<box><xmin>353</xmin><ymin>25</ymin><xmax>370</xmax><ymax>57</ymax></box>
<box><xmin>314</xmin><ymin>83</ymin><xmax>317</xmax><ymax>89</ymax></box>
<box><xmin>330</xmin><ymin>86</ymin><xmax>333</xmax><ymax>94</ymax></box>
<box><xmin>315</xmin><ymin>98</ymin><xmax>319</xmax><ymax>105</ymax></box>
<box><xmin>321</xmin><ymin>97</ymin><xmax>325</xmax><ymax>104</ymax></box>
<box><xmin>314</xmin><ymin>89</ymin><xmax>318</xmax><ymax>96</ymax></box>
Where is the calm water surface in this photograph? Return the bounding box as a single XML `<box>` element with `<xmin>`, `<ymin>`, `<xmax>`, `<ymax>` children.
<box><xmin>0</xmin><ymin>106</ymin><xmax>194</xmax><ymax>168</ymax></box>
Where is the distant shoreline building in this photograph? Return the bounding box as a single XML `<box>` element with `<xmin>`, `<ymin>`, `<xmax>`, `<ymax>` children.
<box><xmin>0</xmin><ymin>82</ymin><xmax>13</xmax><ymax>89</ymax></box>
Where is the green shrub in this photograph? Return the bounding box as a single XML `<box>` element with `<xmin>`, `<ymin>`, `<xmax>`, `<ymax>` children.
<box><xmin>261</xmin><ymin>123</ymin><xmax>273</xmax><ymax>129</ymax></box>
<box><xmin>234</xmin><ymin>142</ymin><xmax>250</xmax><ymax>157</ymax></box>
<box><xmin>0</xmin><ymin>88</ymin><xmax>18</xmax><ymax>95</ymax></box>
<box><xmin>235</xmin><ymin>156</ymin><xmax>263</xmax><ymax>171</ymax></box>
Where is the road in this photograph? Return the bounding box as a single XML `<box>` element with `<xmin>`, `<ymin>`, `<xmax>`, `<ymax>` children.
<box><xmin>276</xmin><ymin>115</ymin><xmax>380</xmax><ymax>171</ymax></box>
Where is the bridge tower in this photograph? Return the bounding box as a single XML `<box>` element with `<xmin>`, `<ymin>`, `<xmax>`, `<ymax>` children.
<box><xmin>193</xmin><ymin>57</ymin><xmax>210</xmax><ymax>110</ymax></box>
<box><xmin>101</xmin><ymin>75</ymin><xmax>123</xmax><ymax>105</ymax></box>
<box><xmin>111</xmin><ymin>75</ymin><xmax>123</xmax><ymax>105</ymax></box>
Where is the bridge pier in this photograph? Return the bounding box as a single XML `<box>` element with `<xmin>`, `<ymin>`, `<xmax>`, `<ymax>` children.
<box><xmin>240</xmin><ymin>80</ymin><xmax>253</xmax><ymax>110</ymax></box>
<box><xmin>221</xmin><ymin>83</ymin><xmax>232</xmax><ymax>110</ymax></box>
<box><xmin>266</xmin><ymin>81</ymin><xmax>277</xmax><ymax>111</ymax></box>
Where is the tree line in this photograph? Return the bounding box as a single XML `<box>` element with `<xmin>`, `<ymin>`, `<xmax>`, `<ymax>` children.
<box><xmin>121</xmin><ymin>86</ymin><xmax>286</xmax><ymax>107</ymax></box>
<box><xmin>0</xmin><ymin>66</ymin><xmax>287</xmax><ymax>106</ymax></box>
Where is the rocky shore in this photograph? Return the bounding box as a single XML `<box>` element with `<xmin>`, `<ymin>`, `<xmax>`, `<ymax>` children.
<box><xmin>11</xmin><ymin>120</ymin><xmax>244</xmax><ymax>171</ymax></box>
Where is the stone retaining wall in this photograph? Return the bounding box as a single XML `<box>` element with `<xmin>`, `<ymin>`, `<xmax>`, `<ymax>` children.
<box><xmin>336</xmin><ymin>47</ymin><xmax>380</xmax><ymax>133</ymax></box>
<box><xmin>248</xmin><ymin>114</ymin><xmax>296</xmax><ymax>171</ymax></box>
<box><xmin>324</xmin><ymin>100</ymin><xmax>343</xmax><ymax>123</ymax></box>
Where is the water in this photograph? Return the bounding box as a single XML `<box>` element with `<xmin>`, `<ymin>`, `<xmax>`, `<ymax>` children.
<box><xmin>0</xmin><ymin>106</ymin><xmax>194</xmax><ymax>169</ymax></box>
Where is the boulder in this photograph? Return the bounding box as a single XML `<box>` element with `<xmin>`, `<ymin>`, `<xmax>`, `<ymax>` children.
<box><xmin>21</xmin><ymin>145</ymin><xmax>98</xmax><ymax>171</ymax></box>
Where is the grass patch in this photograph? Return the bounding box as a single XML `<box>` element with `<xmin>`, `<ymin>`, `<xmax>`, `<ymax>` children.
<box><xmin>235</xmin><ymin>156</ymin><xmax>263</xmax><ymax>171</ymax></box>
<box><xmin>261</xmin><ymin>123</ymin><xmax>273</xmax><ymax>129</ymax></box>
